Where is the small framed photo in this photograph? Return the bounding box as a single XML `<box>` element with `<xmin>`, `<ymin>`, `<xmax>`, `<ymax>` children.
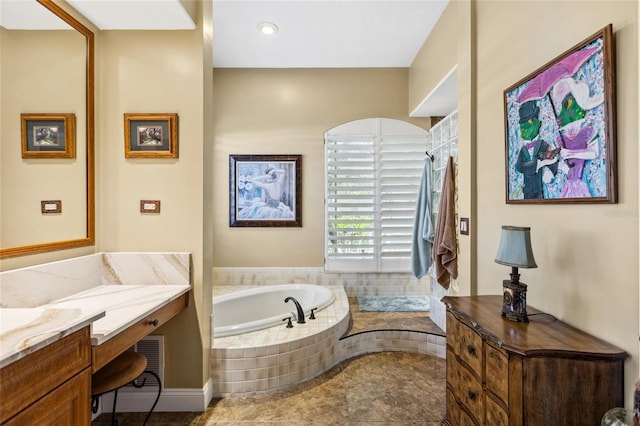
<box><xmin>229</xmin><ymin>154</ymin><xmax>302</xmax><ymax>227</ymax></box>
<box><xmin>21</xmin><ymin>113</ymin><xmax>75</xmax><ymax>158</ymax></box>
<box><xmin>124</xmin><ymin>113</ymin><xmax>178</xmax><ymax>158</ymax></box>
<box><xmin>503</xmin><ymin>24</ymin><xmax>616</xmax><ymax>204</ymax></box>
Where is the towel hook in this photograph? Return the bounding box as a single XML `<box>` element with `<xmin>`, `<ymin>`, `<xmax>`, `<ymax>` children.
<box><xmin>425</xmin><ymin>151</ymin><xmax>434</xmax><ymax>161</ymax></box>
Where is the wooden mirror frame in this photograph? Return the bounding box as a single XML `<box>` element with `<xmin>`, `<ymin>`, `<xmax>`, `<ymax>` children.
<box><xmin>0</xmin><ymin>0</ymin><xmax>95</xmax><ymax>258</ymax></box>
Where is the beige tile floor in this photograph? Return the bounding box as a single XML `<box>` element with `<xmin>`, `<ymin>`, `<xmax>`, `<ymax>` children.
<box><xmin>93</xmin><ymin>297</ymin><xmax>446</xmax><ymax>426</ymax></box>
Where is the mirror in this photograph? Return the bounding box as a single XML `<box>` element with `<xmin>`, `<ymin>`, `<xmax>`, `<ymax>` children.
<box><xmin>0</xmin><ymin>0</ymin><xmax>94</xmax><ymax>258</ymax></box>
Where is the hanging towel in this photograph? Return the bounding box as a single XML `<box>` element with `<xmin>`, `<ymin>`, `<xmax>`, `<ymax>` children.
<box><xmin>433</xmin><ymin>156</ymin><xmax>458</xmax><ymax>289</ymax></box>
<box><xmin>411</xmin><ymin>157</ymin><xmax>434</xmax><ymax>278</ymax></box>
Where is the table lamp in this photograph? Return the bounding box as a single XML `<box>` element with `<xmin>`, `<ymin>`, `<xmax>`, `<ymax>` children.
<box><xmin>494</xmin><ymin>225</ymin><xmax>537</xmax><ymax>322</ymax></box>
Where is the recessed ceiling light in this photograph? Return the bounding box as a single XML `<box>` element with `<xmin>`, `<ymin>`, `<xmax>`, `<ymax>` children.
<box><xmin>258</xmin><ymin>22</ymin><xmax>278</xmax><ymax>35</ymax></box>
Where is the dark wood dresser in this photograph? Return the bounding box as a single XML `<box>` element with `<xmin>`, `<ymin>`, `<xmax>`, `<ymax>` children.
<box><xmin>443</xmin><ymin>295</ymin><xmax>627</xmax><ymax>426</ymax></box>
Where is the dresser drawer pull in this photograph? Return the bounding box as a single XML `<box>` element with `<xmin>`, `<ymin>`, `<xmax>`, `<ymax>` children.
<box><xmin>150</xmin><ymin>319</ymin><xmax>159</xmax><ymax>326</ymax></box>
<box><xmin>467</xmin><ymin>389</ymin><xmax>476</xmax><ymax>400</ymax></box>
<box><xmin>467</xmin><ymin>345</ymin><xmax>475</xmax><ymax>355</ymax></box>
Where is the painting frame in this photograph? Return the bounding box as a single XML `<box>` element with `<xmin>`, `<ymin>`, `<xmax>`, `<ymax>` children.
<box><xmin>21</xmin><ymin>113</ymin><xmax>76</xmax><ymax>159</ymax></box>
<box><xmin>124</xmin><ymin>113</ymin><xmax>178</xmax><ymax>158</ymax></box>
<box><xmin>503</xmin><ymin>24</ymin><xmax>616</xmax><ymax>204</ymax></box>
<box><xmin>229</xmin><ymin>154</ymin><xmax>302</xmax><ymax>227</ymax></box>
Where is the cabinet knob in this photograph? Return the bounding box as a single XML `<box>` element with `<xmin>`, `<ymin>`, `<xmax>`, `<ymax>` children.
<box><xmin>150</xmin><ymin>319</ymin><xmax>159</xmax><ymax>326</ymax></box>
<box><xmin>467</xmin><ymin>389</ymin><xmax>476</xmax><ymax>400</ymax></box>
<box><xmin>467</xmin><ymin>345</ymin><xmax>475</xmax><ymax>355</ymax></box>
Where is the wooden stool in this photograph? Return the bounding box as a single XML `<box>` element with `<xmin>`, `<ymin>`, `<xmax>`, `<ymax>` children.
<box><xmin>91</xmin><ymin>351</ymin><xmax>161</xmax><ymax>426</ymax></box>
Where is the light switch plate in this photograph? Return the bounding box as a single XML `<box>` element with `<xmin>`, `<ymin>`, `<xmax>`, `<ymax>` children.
<box><xmin>460</xmin><ymin>217</ymin><xmax>469</xmax><ymax>235</ymax></box>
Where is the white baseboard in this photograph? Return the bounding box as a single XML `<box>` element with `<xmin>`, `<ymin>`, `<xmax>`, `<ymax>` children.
<box><xmin>98</xmin><ymin>379</ymin><xmax>214</xmax><ymax>414</ymax></box>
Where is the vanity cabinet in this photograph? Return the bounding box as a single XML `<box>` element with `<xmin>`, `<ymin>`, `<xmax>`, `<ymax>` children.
<box><xmin>0</xmin><ymin>327</ymin><xmax>91</xmax><ymax>425</ymax></box>
<box><xmin>443</xmin><ymin>296</ymin><xmax>626</xmax><ymax>426</ymax></box>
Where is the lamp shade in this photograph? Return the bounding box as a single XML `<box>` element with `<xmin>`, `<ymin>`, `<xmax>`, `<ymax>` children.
<box><xmin>495</xmin><ymin>226</ymin><xmax>537</xmax><ymax>268</ymax></box>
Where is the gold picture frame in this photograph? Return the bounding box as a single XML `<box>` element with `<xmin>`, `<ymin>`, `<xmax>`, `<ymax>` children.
<box><xmin>21</xmin><ymin>113</ymin><xmax>76</xmax><ymax>159</ymax></box>
<box><xmin>124</xmin><ymin>113</ymin><xmax>178</xmax><ymax>158</ymax></box>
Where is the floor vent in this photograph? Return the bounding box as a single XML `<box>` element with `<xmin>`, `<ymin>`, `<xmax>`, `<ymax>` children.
<box><xmin>122</xmin><ymin>335</ymin><xmax>164</xmax><ymax>392</ymax></box>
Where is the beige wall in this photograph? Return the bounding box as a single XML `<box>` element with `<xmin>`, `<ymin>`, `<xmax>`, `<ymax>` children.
<box><xmin>96</xmin><ymin>1</ymin><xmax>212</xmax><ymax>387</ymax></box>
<box><xmin>211</xmin><ymin>68</ymin><xmax>429</xmax><ymax>267</ymax></box>
<box><xmin>411</xmin><ymin>0</ymin><xmax>638</xmax><ymax>407</ymax></box>
<box><xmin>408</xmin><ymin>1</ymin><xmax>458</xmax><ymax>115</ymax></box>
<box><xmin>409</xmin><ymin>0</ymin><xmax>476</xmax><ymax>296</ymax></box>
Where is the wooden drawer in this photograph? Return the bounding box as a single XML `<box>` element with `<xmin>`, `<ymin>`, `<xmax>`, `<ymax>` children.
<box><xmin>485</xmin><ymin>342</ymin><xmax>508</xmax><ymax>403</ymax></box>
<box><xmin>456</xmin><ymin>321</ymin><xmax>482</xmax><ymax>376</ymax></box>
<box><xmin>446</xmin><ymin>388</ymin><xmax>460</xmax><ymax>425</ymax></box>
<box><xmin>459</xmin><ymin>408</ymin><xmax>478</xmax><ymax>426</ymax></box>
<box><xmin>458</xmin><ymin>364</ymin><xmax>483</xmax><ymax>422</ymax></box>
<box><xmin>92</xmin><ymin>292</ymin><xmax>189</xmax><ymax>372</ymax></box>
<box><xmin>486</xmin><ymin>395</ymin><xmax>508</xmax><ymax>426</ymax></box>
<box><xmin>446</xmin><ymin>347</ymin><xmax>459</xmax><ymax>395</ymax></box>
<box><xmin>4</xmin><ymin>367</ymin><xmax>91</xmax><ymax>426</ymax></box>
<box><xmin>0</xmin><ymin>327</ymin><xmax>90</xmax><ymax>423</ymax></box>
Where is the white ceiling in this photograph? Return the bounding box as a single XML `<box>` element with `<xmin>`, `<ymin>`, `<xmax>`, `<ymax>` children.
<box><xmin>2</xmin><ymin>0</ymin><xmax>454</xmax><ymax>115</ymax></box>
<box><xmin>211</xmin><ymin>0</ymin><xmax>448</xmax><ymax>68</ymax></box>
<box><xmin>4</xmin><ymin>0</ymin><xmax>447</xmax><ymax>69</ymax></box>
<box><xmin>66</xmin><ymin>0</ymin><xmax>196</xmax><ymax>30</ymax></box>
<box><xmin>0</xmin><ymin>0</ymin><xmax>73</xmax><ymax>29</ymax></box>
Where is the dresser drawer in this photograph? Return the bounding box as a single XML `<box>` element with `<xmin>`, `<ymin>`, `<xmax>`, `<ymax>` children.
<box><xmin>485</xmin><ymin>342</ymin><xmax>508</xmax><ymax>403</ymax></box>
<box><xmin>446</xmin><ymin>347</ymin><xmax>459</xmax><ymax>394</ymax></box>
<box><xmin>486</xmin><ymin>394</ymin><xmax>508</xmax><ymax>425</ymax></box>
<box><xmin>459</xmin><ymin>408</ymin><xmax>477</xmax><ymax>426</ymax></box>
<box><xmin>458</xmin><ymin>364</ymin><xmax>483</xmax><ymax>422</ymax></box>
<box><xmin>456</xmin><ymin>321</ymin><xmax>482</xmax><ymax>376</ymax></box>
<box><xmin>446</xmin><ymin>388</ymin><xmax>460</xmax><ymax>425</ymax></box>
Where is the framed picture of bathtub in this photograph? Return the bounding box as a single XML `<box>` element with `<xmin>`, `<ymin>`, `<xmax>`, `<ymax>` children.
<box><xmin>21</xmin><ymin>113</ymin><xmax>76</xmax><ymax>158</ymax></box>
<box><xmin>503</xmin><ymin>24</ymin><xmax>617</xmax><ymax>204</ymax></box>
<box><xmin>229</xmin><ymin>154</ymin><xmax>302</xmax><ymax>227</ymax></box>
<box><xmin>124</xmin><ymin>113</ymin><xmax>178</xmax><ymax>158</ymax></box>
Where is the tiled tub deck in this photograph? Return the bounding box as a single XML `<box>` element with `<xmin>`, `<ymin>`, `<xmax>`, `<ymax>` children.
<box><xmin>211</xmin><ymin>285</ymin><xmax>446</xmax><ymax>397</ymax></box>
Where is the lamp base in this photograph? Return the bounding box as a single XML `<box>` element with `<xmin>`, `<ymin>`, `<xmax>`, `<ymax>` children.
<box><xmin>501</xmin><ymin>279</ymin><xmax>528</xmax><ymax>322</ymax></box>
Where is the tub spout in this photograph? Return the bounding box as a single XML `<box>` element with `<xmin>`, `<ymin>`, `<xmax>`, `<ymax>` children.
<box><xmin>284</xmin><ymin>296</ymin><xmax>306</xmax><ymax>324</ymax></box>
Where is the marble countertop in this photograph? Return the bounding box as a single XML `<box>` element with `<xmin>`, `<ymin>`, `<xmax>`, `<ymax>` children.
<box><xmin>47</xmin><ymin>284</ymin><xmax>190</xmax><ymax>345</ymax></box>
<box><xmin>0</xmin><ymin>284</ymin><xmax>190</xmax><ymax>368</ymax></box>
<box><xmin>0</xmin><ymin>307</ymin><xmax>104</xmax><ymax>368</ymax></box>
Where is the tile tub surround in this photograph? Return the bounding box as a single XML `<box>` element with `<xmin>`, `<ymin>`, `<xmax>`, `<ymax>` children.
<box><xmin>211</xmin><ymin>285</ymin><xmax>446</xmax><ymax>397</ymax></box>
<box><xmin>211</xmin><ymin>285</ymin><xmax>351</xmax><ymax>396</ymax></box>
<box><xmin>0</xmin><ymin>252</ymin><xmax>191</xmax><ymax>366</ymax></box>
<box><xmin>213</xmin><ymin>267</ymin><xmax>430</xmax><ymax>297</ymax></box>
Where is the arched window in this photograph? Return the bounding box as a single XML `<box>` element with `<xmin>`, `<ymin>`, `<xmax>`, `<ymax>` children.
<box><xmin>324</xmin><ymin>118</ymin><xmax>428</xmax><ymax>272</ymax></box>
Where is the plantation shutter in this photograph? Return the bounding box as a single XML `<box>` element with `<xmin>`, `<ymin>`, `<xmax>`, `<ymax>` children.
<box><xmin>325</xmin><ymin>118</ymin><xmax>427</xmax><ymax>272</ymax></box>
